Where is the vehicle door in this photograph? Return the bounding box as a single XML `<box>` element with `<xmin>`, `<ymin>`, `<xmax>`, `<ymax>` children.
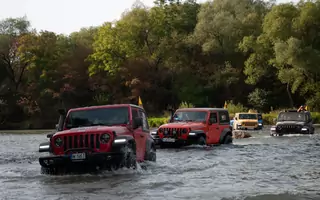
<box><xmin>218</xmin><ymin>110</ymin><xmax>231</xmax><ymax>139</ymax></box>
<box><xmin>207</xmin><ymin>112</ymin><xmax>220</xmax><ymax>143</ymax></box>
<box><xmin>131</xmin><ymin>107</ymin><xmax>144</xmax><ymax>161</ymax></box>
<box><xmin>132</xmin><ymin>107</ymin><xmax>149</xmax><ymax>161</ymax></box>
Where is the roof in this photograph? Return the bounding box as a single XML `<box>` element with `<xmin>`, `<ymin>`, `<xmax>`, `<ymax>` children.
<box><xmin>280</xmin><ymin>110</ymin><xmax>310</xmax><ymax>113</ymax></box>
<box><xmin>175</xmin><ymin>108</ymin><xmax>228</xmax><ymax>112</ymax></box>
<box><xmin>236</xmin><ymin>112</ymin><xmax>258</xmax><ymax>114</ymax></box>
<box><xmin>68</xmin><ymin>104</ymin><xmax>143</xmax><ymax>112</ymax></box>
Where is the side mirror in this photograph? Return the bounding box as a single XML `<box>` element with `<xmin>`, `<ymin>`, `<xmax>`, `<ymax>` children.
<box><xmin>58</xmin><ymin>108</ymin><xmax>66</xmax><ymax>115</ymax></box>
<box><xmin>47</xmin><ymin>133</ymin><xmax>53</xmax><ymax>139</ymax></box>
<box><xmin>132</xmin><ymin>117</ymin><xmax>143</xmax><ymax>129</ymax></box>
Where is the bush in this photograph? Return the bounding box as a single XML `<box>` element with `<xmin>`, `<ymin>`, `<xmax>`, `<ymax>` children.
<box><xmin>226</xmin><ymin>100</ymin><xmax>248</xmax><ymax>115</ymax></box>
<box><xmin>148</xmin><ymin>117</ymin><xmax>168</xmax><ymax>127</ymax></box>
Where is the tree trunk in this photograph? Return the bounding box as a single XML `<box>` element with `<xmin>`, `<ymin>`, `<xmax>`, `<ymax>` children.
<box><xmin>286</xmin><ymin>83</ymin><xmax>294</xmax><ymax>108</ymax></box>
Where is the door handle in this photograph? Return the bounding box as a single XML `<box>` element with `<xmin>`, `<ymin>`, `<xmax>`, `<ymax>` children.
<box><xmin>216</xmin><ymin>127</ymin><xmax>219</xmax><ymax>130</ymax></box>
<box><xmin>140</xmin><ymin>135</ymin><xmax>144</xmax><ymax>138</ymax></box>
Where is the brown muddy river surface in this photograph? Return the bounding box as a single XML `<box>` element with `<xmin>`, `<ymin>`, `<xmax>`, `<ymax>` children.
<box><xmin>1</xmin><ymin>125</ymin><xmax>320</xmax><ymax>200</ymax></box>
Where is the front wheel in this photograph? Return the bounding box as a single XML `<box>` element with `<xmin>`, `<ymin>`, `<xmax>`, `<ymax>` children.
<box><xmin>120</xmin><ymin>143</ymin><xmax>137</xmax><ymax>169</ymax></box>
<box><xmin>222</xmin><ymin>134</ymin><xmax>233</xmax><ymax>144</ymax></box>
<box><xmin>197</xmin><ymin>136</ymin><xmax>206</xmax><ymax>145</ymax></box>
<box><xmin>146</xmin><ymin>147</ymin><xmax>156</xmax><ymax>162</ymax></box>
<box><xmin>41</xmin><ymin>166</ymin><xmax>66</xmax><ymax>175</ymax></box>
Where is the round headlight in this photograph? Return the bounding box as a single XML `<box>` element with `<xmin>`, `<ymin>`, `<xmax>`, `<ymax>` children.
<box><xmin>100</xmin><ymin>134</ymin><xmax>110</xmax><ymax>143</ymax></box>
<box><xmin>54</xmin><ymin>137</ymin><xmax>63</xmax><ymax>147</ymax></box>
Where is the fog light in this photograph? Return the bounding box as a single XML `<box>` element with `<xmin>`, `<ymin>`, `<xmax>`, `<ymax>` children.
<box><xmin>301</xmin><ymin>128</ymin><xmax>308</xmax><ymax>131</ymax></box>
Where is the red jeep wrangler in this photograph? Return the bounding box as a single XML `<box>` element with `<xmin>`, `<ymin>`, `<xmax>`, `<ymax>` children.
<box><xmin>151</xmin><ymin>108</ymin><xmax>233</xmax><ymax>147</ymax></box>
<box><xmin>38</xmin><ymin>104</ymin><xmax>156</xmax><ymax>174</ymax></box>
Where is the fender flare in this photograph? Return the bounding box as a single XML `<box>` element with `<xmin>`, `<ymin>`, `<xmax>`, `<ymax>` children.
<box><xmin>188</xmin><ymin>130</ymin><xmax>206</xmax><ymax>138</ymax></box>
<box><xmin>112</xmin><ymin>135</ymin><xmax>136</xmax><ymax>148</ymax></box>
<box><xmin>39</xmin><ymin>141</ymin><xmax>50</xmax><ymax>153</ymax></box>
<box><xmin>219</xmin><ymin>128</ymin><xmax>233</xmax><ymax>143</ymax></box>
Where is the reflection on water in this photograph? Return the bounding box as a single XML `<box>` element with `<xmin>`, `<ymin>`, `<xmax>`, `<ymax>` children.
<box><xmin>0</xmin><ymin>127</ymin><xmax>319</xmax><ymax>200</ymax></box>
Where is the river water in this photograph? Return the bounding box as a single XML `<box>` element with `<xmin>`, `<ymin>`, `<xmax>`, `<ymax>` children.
<box><xmin>0</xmin><ymin>126</ymin><xmax>320</xmax><ymax>200</ymax></box>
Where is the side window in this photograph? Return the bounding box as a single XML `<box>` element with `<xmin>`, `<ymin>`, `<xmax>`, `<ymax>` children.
<box><xmin>219</xmin><ymin>111</ymin><xmax>230</xmax><ymax>125</ymax></box>
<box><xmin>132</xmin><ymin>108</ymin><xmax>138</xmax><ymax>120</ymax></box>
<box><xmin>209</xmin><ymin>112</ymin><xmax>218</xmax><ymax>124</ymax></box>
<box><xmin>139</xmin><ymin>109</ymin><xmax>149</xmax><ymax>132</ymax></box>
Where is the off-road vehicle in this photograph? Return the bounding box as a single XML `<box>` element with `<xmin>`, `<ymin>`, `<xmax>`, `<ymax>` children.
<box><xmin>151</xmin><ymin>108</ymin><xmax>233</xmax><ymax>147</ymax></box>
<box><xmin>270</xmin><ymin>110</ymin><xmax>315</xmax><ymax>136</ymax></box>
<box><xmin>38</xmin><ymin>104</ymin><xmax>156</xmax><ymax>175</ymax></box>
<box><xmin>232</xmin><ymin>113</ymin><xmax>261</xmax><ymax>130</ymax></box>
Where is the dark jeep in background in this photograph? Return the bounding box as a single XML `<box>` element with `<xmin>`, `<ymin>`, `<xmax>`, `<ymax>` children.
<box><xmin>38</xmin><ymin>104</ymin><xmax>156</xmax><ymax>175</ymax></box>
<box><xmin>270</xmin><ymin>110</ymin><xmax>315</xmax><ymax>136</ymax></box>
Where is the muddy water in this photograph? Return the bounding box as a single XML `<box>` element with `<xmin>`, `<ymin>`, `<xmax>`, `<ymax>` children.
<box><xmin>0</xmin><ymin>126</ymin><xmax>320</xmax><ymax>200</ymax></box>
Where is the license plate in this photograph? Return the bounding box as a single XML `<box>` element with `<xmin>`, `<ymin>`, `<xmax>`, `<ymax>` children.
<box><xmin>162</xmin><ymin>138</ymin><xmax>175</xmax><ymax>142</ymax></box>
<box><xmin>71</xmin><ymin>153</ymin><xmax>86</xmax><ymax>160</ymax></box>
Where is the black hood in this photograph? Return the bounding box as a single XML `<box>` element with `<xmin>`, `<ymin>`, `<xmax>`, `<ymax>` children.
<box><xmin>276</xmin><ymin>121</ymin><xmax>306</xmax><ymax>126</ymax></box>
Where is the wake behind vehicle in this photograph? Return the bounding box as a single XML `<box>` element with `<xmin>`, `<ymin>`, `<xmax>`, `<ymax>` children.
<box><xmin>38</xmin><ymin>104</ymin><xmax>156</xmax><ymax>175</ymax></box>
<box><xmin>270</xmin><ymin>110</ymin><xmax>315</xmax><ymax>136</ymax></box>
<box><xmin>151</xmin><ymin>108</ymin><xmax>233</xmax><ymax>148</ymax></box>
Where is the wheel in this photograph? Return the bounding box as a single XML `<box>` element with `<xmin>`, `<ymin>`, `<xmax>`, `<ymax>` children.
<box><xmin>222</xmin><ymin>134</ymin><xmax>232</xmax><ymax>144</ymax></box>
<box><xmin>197</xmin><ymin>136</ymin><xmax>206</xmax><ymax>145</ymax></box>
<box><xmin>120</xmin><ymin>143</ymin><xmax>137</xmax><ymax>169</ymax></box>
<box><xmin>146</xmin><ymin>146</ymin><xmax>156</xmax><ymax>162</ymax></box>
<box><xmin>40</xmin><ymin>166</ymin><xmax>65</xmax><ymax>175</ymax></box>
<box><xmin>41</xmin><ymin>166</ymin><xmax>55</xmax><ymax>175</ymax></box>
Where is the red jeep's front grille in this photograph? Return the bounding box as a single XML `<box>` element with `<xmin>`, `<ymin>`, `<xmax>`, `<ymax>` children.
<box><xmin>63</xmin><ymin>133</ymin><xmax>100</xmax><ymax>151</ymax></box>
<box><xmin>162</xmin><ymin>128</ymin><xmax>187</xmax><ymax>138</ymax></box>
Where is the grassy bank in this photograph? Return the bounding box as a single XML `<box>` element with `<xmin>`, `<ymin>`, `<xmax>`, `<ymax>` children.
<box><xmin>147</xmin><ymin>112</ymin><xmax>320</xmax><ymax>128</ymax></box>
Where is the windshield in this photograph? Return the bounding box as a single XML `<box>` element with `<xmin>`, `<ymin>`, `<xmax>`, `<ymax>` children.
<box><xmin>257</xmin><ymin>114</ymin><xmax>262</xmax><ymax>120</ymax></box>
<box><xmin>277</xmin><ymin>112</ymin><xmax>306</xmax><ymax>122</ymax></box>
<box><xmin>239</xmin><ymin>114</ymin><xmax>257</xmax><ymax>119</ymax></box>
<box><xmin>65</xmin><ymin>107</ymin><xmax>129</xmax><ymax>128</ymax></box>
<box><xmin>172</xmin><ymin>111</ymin><xmax>207</xmax><ymax>122</ymax></box>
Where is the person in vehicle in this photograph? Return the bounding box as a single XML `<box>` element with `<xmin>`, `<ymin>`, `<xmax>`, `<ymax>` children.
<box><xmin>297</xmin><ymin>105</ymin><xmax>307</xmax><ymax>112</ymax></box>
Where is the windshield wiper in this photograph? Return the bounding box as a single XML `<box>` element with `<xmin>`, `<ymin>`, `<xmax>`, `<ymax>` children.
<box><xmin>89</xmin><ymin>123</ymin><xmax>109</xmax><ymax>126</ymax></box>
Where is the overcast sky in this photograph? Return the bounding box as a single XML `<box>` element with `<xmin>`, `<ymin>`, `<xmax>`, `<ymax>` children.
<box><xmin>0</xmin><ymin>0</ymin><xmax>299</xmax><ymax>35</ymax></box>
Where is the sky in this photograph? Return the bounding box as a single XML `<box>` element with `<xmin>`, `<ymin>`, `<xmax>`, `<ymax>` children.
<box><xmin>0</xmin><ymin>0</ymin><xmax>299</xmax><ymax>35</ymax></box>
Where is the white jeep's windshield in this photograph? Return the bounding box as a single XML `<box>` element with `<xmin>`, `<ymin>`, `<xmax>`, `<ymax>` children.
<box><xmin>277</xmin><ymin>112</ymin><xmax>306</xmax><ymax>122</ymax></box>
<box><xmin>172</xmin><ymin>111</ymin><xmax>207</xmax><ymax>122</ymax></box>
<box><xmin>65</xmin><ymin>107</ymin><xmax>129</xmax><ymax>128</ymax></box>
<box><xmin>239</xmin><ymin>114</ymin><xmax>257</xmax><ymax>119</ymax></box>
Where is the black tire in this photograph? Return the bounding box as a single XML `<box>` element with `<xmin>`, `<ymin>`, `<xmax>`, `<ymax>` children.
<box><xmin>41</xmin><ymin>166</ymin><xmax>55</xmax><ymax>175</ymax></box>
<box><xmin>197</xmin><ymin>136</ymin><xmax>206</xmax><ymax>145</ymax></box>
<box><xmin>120</xmin><ymin>143</ymin><xmax>137</xmax><ymax>169</ymax></box>
<box><xmin>146</xmin><ymin>146</ymin><xmax>156</xmax><ymax>162</ymax></box>
<box><xmin>222</xmin><ymin>134</ymin><xmax>232</xmax><ymax>144</ymax></box>
<box><xmin>40</xmin><ymin>166</ymin><xmax>65</xmax><ymax>175</ymax></box>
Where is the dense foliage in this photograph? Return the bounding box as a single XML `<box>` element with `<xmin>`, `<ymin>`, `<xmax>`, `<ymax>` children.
<box><xmin>0</xmin><ymin>0</ymin><xmax>320</xmax><ymax>129</ymax></box>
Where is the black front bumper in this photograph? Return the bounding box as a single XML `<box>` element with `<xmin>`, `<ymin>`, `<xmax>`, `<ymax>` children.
<box><xmin>39</xmin><ymin>152</ymin><xmax>123</xmax><ymax>168</ymax></box>
<box><xmin>271</xmin><ymin>129</ymin><xmax>310</xmax><ymax>135</ymax></box>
